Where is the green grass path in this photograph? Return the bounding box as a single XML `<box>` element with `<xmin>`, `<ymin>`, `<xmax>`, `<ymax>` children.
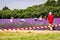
<box><xmin>0</xmin><ymin>31</ymin><xmax>60</xmax><ymax>40</ymax></box>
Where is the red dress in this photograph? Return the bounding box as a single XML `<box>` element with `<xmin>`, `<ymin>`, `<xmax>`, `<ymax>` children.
<box><xmin>48</xmin><ymin>15</ymin><xmax>54</xmax><ymax>24</ymax></box>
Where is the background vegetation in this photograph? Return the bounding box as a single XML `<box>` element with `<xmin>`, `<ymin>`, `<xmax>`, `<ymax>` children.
<box><xmin>0</xmin><ymin>0</ymin><xmax>60</xmax><ymax>18</ymax></box>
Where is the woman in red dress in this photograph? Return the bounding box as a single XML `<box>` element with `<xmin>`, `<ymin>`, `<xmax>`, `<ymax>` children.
<box><xmin>48</xmin><ymin>12</ymin><xmax>54</xmax><ymax>31</ymax></box>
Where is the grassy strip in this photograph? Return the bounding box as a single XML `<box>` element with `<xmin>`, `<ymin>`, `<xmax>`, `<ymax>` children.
<box><xmin>0</xmin><ymin>31</ymin><xmax>60</xmax><ymax>40</ymax></box>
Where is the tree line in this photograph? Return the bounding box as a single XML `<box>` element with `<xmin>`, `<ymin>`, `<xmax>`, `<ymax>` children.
<box><xmin>0</xmin><ymin>0</ymin><xmax>60</xmax><ymax>18</ymax></box>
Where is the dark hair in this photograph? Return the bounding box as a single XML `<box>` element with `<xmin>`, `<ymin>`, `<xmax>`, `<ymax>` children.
<box><xmin>44</xmin><ymin>16</ymin><xmax>47</xmax><ymax>20</ymax></box>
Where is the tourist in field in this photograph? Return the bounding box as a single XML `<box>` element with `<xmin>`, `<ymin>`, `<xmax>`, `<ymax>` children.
<box><xmin>10</xmin><ymin>16</ymin><xmax>14</xmax><ymax>22</ymax></box>
<box><xmin>39</xmin><ymin>16</ymin><xmax>42</xmax><ymax>22</ymax></box>
<box><xmin>43</xmin><ymin>16</ymin><xmax>47</xmax><ymax>25</ymax></box>
<box><xmin>44</xmin><ymin>16</ymin><xmax>47</xmax><ymax>20</ymax></box>
<box><xmin>34</xmin><ymin>17</ymin><xmax>38</xmax><ymax>21</ymax></box>
<box><xmin>48</xmin><ymin>12</ymin><xmax>54</xmax><ymax>31</ymax></box>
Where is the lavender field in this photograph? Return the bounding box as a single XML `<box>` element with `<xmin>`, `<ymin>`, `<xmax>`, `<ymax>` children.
<box><xmin>0</xmin><ymin>18</ymin><xmax>60</xmax><ymax>30</ymax></box>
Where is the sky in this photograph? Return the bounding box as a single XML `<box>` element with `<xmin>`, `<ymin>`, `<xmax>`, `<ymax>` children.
<box><xmin>0</xmin><ymin>0</ymin><xmax>47</xmax><ymax>10</ymax></box>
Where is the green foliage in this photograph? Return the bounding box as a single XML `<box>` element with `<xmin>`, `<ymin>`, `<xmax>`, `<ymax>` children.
<box><xmin>45</xmin><ymin>0</ymin><xmax>60</xmax><ymax>6</ymax></box>
<box><xmin>0</xmin><ymin>0</ymin><xmax>60</xmax><ymax>18</ymax></box>
<box><xmin>45</xmin><ymin>0</ymin><xmax>56</xmax><ymax>6</ymax></box>
<box><xmin>2</xmin><ymin>6</ymin><xmax>10</xmax><ymax>10</ymax></box>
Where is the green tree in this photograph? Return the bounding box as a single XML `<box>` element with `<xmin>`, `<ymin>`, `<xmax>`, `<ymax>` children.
<box><xmin>2</xmin><ymin>6</ymin><xmax>10</xmax><ymax>10</ymax></box>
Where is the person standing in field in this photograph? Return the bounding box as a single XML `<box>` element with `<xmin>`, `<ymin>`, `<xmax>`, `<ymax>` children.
<box><xmin>39</xmin><ymin>16</ymin><xmax>43</xmax><ymax>25</ymax></box>
<box><xmin>48</xmin><ymin>12</ymin><xmax>54</xmax><ymax>31</ymax></box>
<box><xmin>39</xmin><ymin>16</ymin><xmax>42</xmax><ymax>22</ymax></box>
<box><xmin>10</xmin><ymin>16</ymin><xmax>14</xmax><ymax>22</ymax></box>
<box><xmin>44</xmin><ymin>16</ymin><xmax>47</xmax><ymax>20</ymax></box>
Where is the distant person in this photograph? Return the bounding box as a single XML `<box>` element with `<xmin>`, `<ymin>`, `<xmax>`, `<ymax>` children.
<box><xmin>10</xmin><ymin>16</ymin><xmax>14</xmax><ymax>22</ymax></box>
<box><xmin>48</xmin><ymin>12</ymin><xmax>54</xmax><ymax>31</ymax></box>
<box><xmin>11</xmin><ymin>16</ymin><xmax>14</xmax><ymax>19</ymax></box>
<box><xmin>44</xmin><ymin>16</ymin><xmax>47</xmax><ymax>25</ymax></box>
<box><xmin>34</xmin><ymin>17</ymin><xmax>38</xmax><ymax>21</ymax></box>
<box><xmin>44</xmin><ymin>16</ymin><xmax>47</xmax><ymax>20</ymax></box>
<box><xmin>39</xmin><ymin>16</ymin><xmax>42</xmax><ymax>22</ymax></box>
